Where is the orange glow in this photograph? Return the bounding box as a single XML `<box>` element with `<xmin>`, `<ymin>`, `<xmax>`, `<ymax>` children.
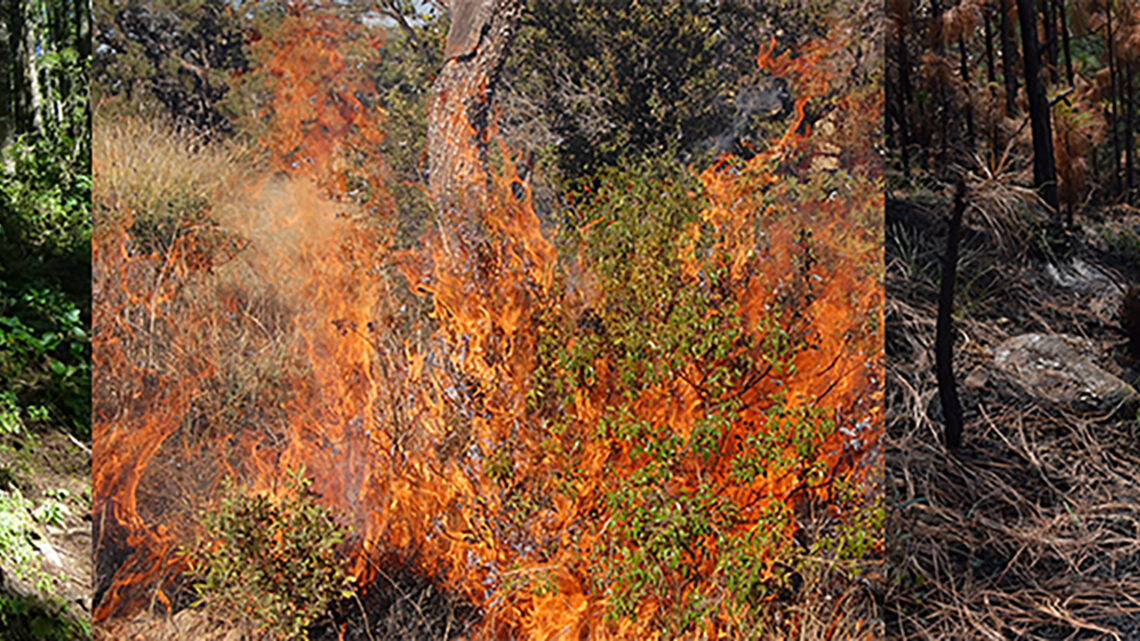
<box><xmin>94</xmin><ymin>13</ymin><xmax>881</xmax><ymax>639</ymax></box>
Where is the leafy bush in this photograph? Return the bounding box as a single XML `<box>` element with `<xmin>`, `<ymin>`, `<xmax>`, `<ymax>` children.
<box><xmin>528</xmin><ymin>157</ymin><xmax>875</xmax><ymax>635</ymax></box>
<box><xmin>0</xmin><ymin>134</ymin><xmax>90</xmax><ymax>262</ymax></box>
<box><xmin>0</xmin><ymin>487</ymin><xmax>62</xmax><ymax>595</ymax></box>
<box><xmin>0</xmin><ymin>589</ymin><xmax>91</xmax><ymax>641</ymax></box>
<box><xmin>0</xmin><ymin>281</ymin><xmax>90</xmax><ymax>439</ymax></box>
<box><xmin>187</xmin><ymin>466</ymin><xmax>354</xmax><ymax>640</ymax></box>
<box><xmin>0</xmin><ymin>75</ymin><xmax>92</xmax><ymax>442</ymax></box>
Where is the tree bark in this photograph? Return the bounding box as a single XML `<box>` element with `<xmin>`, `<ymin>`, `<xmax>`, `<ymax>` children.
<box><xmin>1058</xmin><ymin>0</ymin><xmax>1072</xmax><ymax>85</ymax></box>
<box><xmin>1041</xmin><ymin>0</ymin><xmax>1058</xmax><ymax>83</ymax></box>
<box><xmin>999</xmin><ymin>0</ymin><xmax>1018</xmax><ymax>117</ymax></box>
<box><xmin>1017</xmin><ymin>0</ymin><xmax>1060</xmax><ymax>216</ymax></box>
<box><xmin>0</xmin><ymin>4</ymin><xmax>9</xmax><ymax>147</ymax></box>
<box><xmin>23</xmin><ymin>0</ymin><xmax>42</xmax><ymax>134</ymax></box>
<box><xmin>932</xmin><ymin>0</ymin><xmax>950</xmax><ymax>161</ymax></box>
<box><xmin>983</xmin><ymin>2</ymin><xmax>996</xmax><ymax>84</ymax></box>
<box><xmin>1108</xmin><ymin>1</ymin><xmax>1121</xmax><ymax>195</ymax></box>
<box><xmin>7</xmin><ymin>0</ymin><xmax>28</xmax><ymax>135</ymax></box>
<box><xmin>959</xmin><ymin>35</ymin><xmax>974</xmax><ymax>143</ymax></box>
<box><xmin>427</xmin><ymin>0</ymin><xmax>526</xmax><ymax>240</ymax></box>
<box><xmin>1127</xmin><ymin>59</ymin><xmax>1135</xmax><ymax>202</ymax></box>
<box><xmin>895</xmin><ymin>20</ymin><xmax>914</xmax><ymax>174</ymax></box>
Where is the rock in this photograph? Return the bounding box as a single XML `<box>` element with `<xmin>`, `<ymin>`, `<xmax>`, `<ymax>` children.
<box><xmin>1044</xmin><ymin>257</ymin><xmax>1119</xmax><ymax>295</ymax></box>
<box><xmin>32</xmin><ymin>538</ymin><xmax>63</xmax><ymax>572</ymax></box>
<box><xmin>993</xmin><ymin>333</ymin><xmax>1139</xmax><ymax>411</ymax></box>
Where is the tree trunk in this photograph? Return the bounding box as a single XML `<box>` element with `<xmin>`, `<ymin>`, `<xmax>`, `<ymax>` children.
<box><xmin>931</xmin><ymin>0</ymin><xmax>951</xmax><ymax>160</ymax></box>
<box><xmin>22</xmin><ymin>0</ymin><xmax>41</xmax><ymax>134</ymax></box>
<box><xmin>983</xmin><ymin>1</ymin><xmax>997</xmax><ymax>84</ymax></box>
<box><xmin>1041</xmin><ymin>0</ymin><xmax>1058</xmax><ymax>83</ymax></box>
<box><xmin>1017</xmin><ymin>0</ymin><xmax>1060</xmax><ymax>216</ymax></box>
<box><xmin>959</xmin><ymin>35</ymin><xmax>974</xmax><ymax>143</ymax></box>
<box><xmin>0</xmin><ymin>4</ymin><xmax>9</xmax><ymax>148</ymax></box>
<box><xmin>7</xmin><ymin>0</ymin><xmax>27</xmax><ymax>135</ymax></box>
<box><xmin>894</xmin><ymin>27</ymin><xmax>913</xmax><ymax>175</ymax></box>
<box><xmin>1058</xmin><ymin>0</ymin><xmax>1072</xmax><ymax>85</ymax></box>
<box><xmin>427</xmin><ymin>0</ymin><xmax>526</xmax><ymax>240</ymax></box>
<box><xmin>1000</xmin><ymin>0</ymin><xmax>1018</xmax><ymax>117</ymax></box>
<box><xmin>1108</xmin><ymin>1</ymin><xmax>1121</xmax><ymax>196</ymax></box>
<box><xmin>74</xmin><ymin>0</ymin><xmax>90</xmax><ymax>143</ymax></box>
<box><xmin>1127</xmin><ymin>59</ymin><xmax>1135</xmax><ymax>202</ymax></box>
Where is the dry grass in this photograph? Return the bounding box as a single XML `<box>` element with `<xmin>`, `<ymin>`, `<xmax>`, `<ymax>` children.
<box><xmin>93</xmin><ymin>114</ymin><xmax>255</xmax><ymax>229</ymax></box>
<box><xmin>885</xmin><ymin>190</ymin><xmax>1140</xmax><ymax>640</ymax></box>
<box><xmin>92</xmin><ymin>113</ymin><xmax>462</xmax><ymax>641</ymax></box>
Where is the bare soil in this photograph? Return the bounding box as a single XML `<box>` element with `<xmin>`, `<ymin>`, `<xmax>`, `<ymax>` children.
<box><xmin>0</xmin><ymin>427</ymin><xmax>93</xmax><ymax>633</ymax></box>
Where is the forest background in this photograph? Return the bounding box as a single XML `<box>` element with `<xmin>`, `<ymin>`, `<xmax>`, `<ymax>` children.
<box><xmin>887</xmin><ymin>0</ymin><xmax>1140</xmax><ymax>638</ymax></box>
<box><xmin>0</xmin><ymin>0</ymin><xmax>93</xmax><ymax>638</ymax></box>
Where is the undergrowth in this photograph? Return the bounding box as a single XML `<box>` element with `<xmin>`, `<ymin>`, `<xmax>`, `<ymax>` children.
<box><xmin>530</xmin><ymin>158</ymin><xmax>881</xmax><ymax>637</ymax></box>
<box><xmin>185</xmin><ymin>466</ymin><xmax>354</xmax><ymax>641</ymax></box>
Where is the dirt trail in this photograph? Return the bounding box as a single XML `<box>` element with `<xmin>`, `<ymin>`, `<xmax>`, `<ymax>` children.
<box><xmin>0</xmin><ymin>428</ymin><xmax>92</xmax><ymax>626</ymax></box>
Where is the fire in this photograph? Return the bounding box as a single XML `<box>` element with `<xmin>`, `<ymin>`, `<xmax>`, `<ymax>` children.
<box><xmin>94</xmin><ymin>10</ymin><xmax>881</xmax><ymax>640</ymax></box>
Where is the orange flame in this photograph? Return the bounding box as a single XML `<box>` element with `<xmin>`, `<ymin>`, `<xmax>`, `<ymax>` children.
<box><xmin>94</xmin><ymin>13</ymin><xmax>881</xmax><ymax>640</ymax></box>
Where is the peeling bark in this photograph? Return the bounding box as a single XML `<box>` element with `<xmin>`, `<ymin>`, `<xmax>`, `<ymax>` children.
<box><xmin>427</xmin><ymin>0</ymin><xmax>525</xmax><ymax>238</ymax></box>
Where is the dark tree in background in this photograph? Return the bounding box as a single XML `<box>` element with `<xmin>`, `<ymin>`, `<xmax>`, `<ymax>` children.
<box><xmin>500</xmin><ymin>0</ymin><xmax>817</xmax><ymax>185</ymax></box>
<box><xmin>93</xmin><ymin>0</ymin><xmax>248</xmax><ymax>135</ymax></box>
<box><xmin>1016</xmin><ymin>0</ymin><xmax>1060</xmax><ymax>216</ymax></box>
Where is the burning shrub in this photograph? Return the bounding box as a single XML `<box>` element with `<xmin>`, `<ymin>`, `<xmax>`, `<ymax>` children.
<box><xmin>93</xmin><ymin>11</ymin><xmax>881</xmax><ymax>638</ymax></box>
<box><xmin>524</xmin><ymin>156</ymin><xmax>880</xmax><ymax>635</ymax></box>
<box><xmin>186</xmin><ymin>466</ymin><xmax>353</xmax><ymax>640</ymax></box>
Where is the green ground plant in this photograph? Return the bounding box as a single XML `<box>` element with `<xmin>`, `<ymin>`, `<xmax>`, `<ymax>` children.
<box><xmin>0</xmin><ymin>281</ymin><xmax>90</xmax><ymax>440</ymax></box>
<box><xmin>186</xmin><ymin>466</ymin><xmax>355</xmax><ymax>640</ymax></box>
<box><xmin>1</xmin><ymin>91</ymin><xmax>92</xmax><ymax>443</ymax></box>
<box><xmin>0</xmin><ymin>590</ymin><xmax>91</xmax><ymax>641</ymax></box>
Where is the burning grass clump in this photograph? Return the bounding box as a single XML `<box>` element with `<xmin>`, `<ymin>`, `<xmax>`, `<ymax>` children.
<box><xmin>185</xmin><ymin>466</ymin><xmax>354</xmax><ymax>640</ymax></box>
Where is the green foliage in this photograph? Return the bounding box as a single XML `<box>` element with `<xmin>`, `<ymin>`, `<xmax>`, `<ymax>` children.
<box><xmin>504</xmin><ymin>0</ymin><xmax>836</xmax><ymax>183</ymax></box>
<box><xmin>717</xmin><ymin>501</ymin><xmax>794</xmax><ymax>606</ymax></box>
<box><xmin>187</xmin><ymin>466</ymin><xmax>354</xmax><ymax>640</ymax></box>
<box><xmin>730</xmin><ymin>399</ymin><xmax>836</xmax><ymax>485</ymax></box>
<box><xmin>0</xmin><ymin>490</ymin><xmax>39</xmax><ymax>571</ymax></box>
<box><xmin>31</xmin><ymin>499</ymin><xmax>67</xmax><ymax>528</ymax></box>
<box><xmin>94</xmin><ymin>0</ymin><xmax>248</xmax><ymax>134</ymax></box>
<box><xmin>527</xmin><ymin>157</ymin><xmax>871</xmax><ymax>634</ymax></box>
<box><xmin>0</xmin><ymin>393</ymin><xmax>25</xmax><ymax>436</ymax></box>
<box><xmin>0</xmin><ymin>589</ymin><xmax>91</xmax><ymax>641</ymax></box>
<box><xmin>364</xmin><ymin>8</ymin><xmax>445</xmax><ymax>246</ymax></box>
<box><xmin>595</xmin><ymin>477</ymin><xmax>735</xmax><ymax>627</ymax></box>
<box><xmin>0</xmin><ymin>7</ymin><xmax>92</xmax><ymax>441</ymax></box>
<box><xmin>0</xmin><ymin>134</ymin><xmax>91</xmax><ymax>260</ymax></box>
<box><xmin>1100</xmin><ymin>226</ymin><xmax>1140</xmax><ymax>270</ymax></box>
<box><xmin>0</xmin><ymin>488</ymin><xmax>62</xmax><ymax>595</ymax></box>
<box><xmin>484</xmin><ymin>445</ymin><xmax>514</xmax><ymax>486</ymax></box>
<box><xmin>0</xmin><ymin>282</ymin><xmax>90</xmax><ymax>439</ymax></box>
